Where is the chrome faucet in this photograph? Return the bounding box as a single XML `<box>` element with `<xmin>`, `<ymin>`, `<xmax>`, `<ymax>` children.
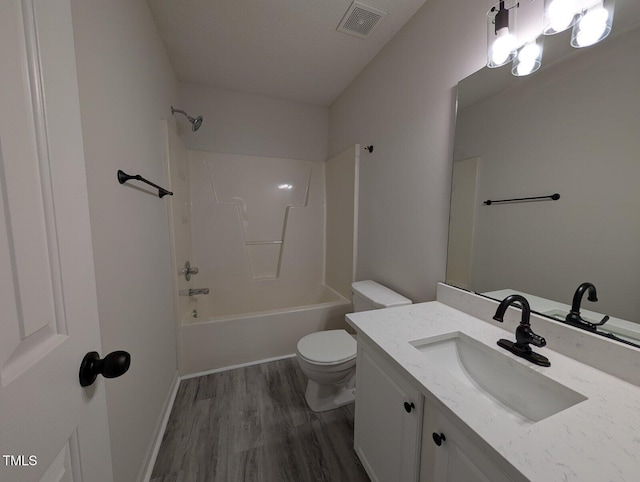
<box><xmin>565</xmin><ymin>282</ymin><xmax>609</xmax><ymax>332</ymax></box>
<box><xmin>179</xmin><ymin>288</ymin><xmax>210</xmax><ymax>296</ymax></box>
<box><xmin>493</xmin><ymin>294</ymin><xmax>550</xmax><ymax>367</ymax></box>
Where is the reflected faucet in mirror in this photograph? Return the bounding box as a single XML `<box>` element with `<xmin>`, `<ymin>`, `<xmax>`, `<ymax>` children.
<box><xmin>493</xmin><ymin>294</ymin><xmax>551</xmax><ymax>367</ymax></box>
<box><xmin>565</xmin><ymin>282</ymin><xmax>610</xmax><ymax>332</ymax></box>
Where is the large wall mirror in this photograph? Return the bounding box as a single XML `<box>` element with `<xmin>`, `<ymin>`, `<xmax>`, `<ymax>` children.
<box><xmin>447</xmin><ymin>0</ymin><xmax>640</xmax><ymax>346</ymax></box>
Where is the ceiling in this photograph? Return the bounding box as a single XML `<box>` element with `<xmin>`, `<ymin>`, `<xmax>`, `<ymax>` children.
<box><xmin>146</xmin><ymin>0</ymin><xmax>427</xmax><ymax>106</ymax></box>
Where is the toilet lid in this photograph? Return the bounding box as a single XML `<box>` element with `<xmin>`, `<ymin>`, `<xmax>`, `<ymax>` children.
<box><xmin>297</xmin><ymin>330</ymin><xmax>356</xmax><ymax>364</ymax></box>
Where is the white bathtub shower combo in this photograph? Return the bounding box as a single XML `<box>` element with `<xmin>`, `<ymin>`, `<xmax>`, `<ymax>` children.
<box><xmin>296</xmin><ymin>280</ymin><xmax>411</xmax><ymax>412</ymax></box>
<box><xmin>164</xmin><ymin>120</ymin><xmax>364</xmax><ymax>375</ymax></box>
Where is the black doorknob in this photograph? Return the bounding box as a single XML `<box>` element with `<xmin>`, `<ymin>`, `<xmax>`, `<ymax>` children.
<box><xmin>79</xmin><ymin>350</ymin><xmax>131</xmax><ymax>387</ymax></box>
<box><xmin>404</xmin><ymin>401</ymin><xmax>415</xmax><ymax>413</ymax></box>
<box><xmin>432</xmin><ymin>432</ymin><xmax>446</xmax><ymax>446</ymax></box>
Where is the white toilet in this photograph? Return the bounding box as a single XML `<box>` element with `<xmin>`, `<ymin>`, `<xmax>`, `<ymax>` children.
<box><xmin>296</xmin><ymin>280</ymin><xmax>412</xmax><ymax>412</ymax></box>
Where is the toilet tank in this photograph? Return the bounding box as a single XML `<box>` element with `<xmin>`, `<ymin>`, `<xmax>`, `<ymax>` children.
<box><xmin>351</xmin><ymin>280</ymin><xmax>412</xmax><ymax>312</ymax></box>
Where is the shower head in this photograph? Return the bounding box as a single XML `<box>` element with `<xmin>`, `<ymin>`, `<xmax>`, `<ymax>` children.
<box><xmin>171</xmin><ymin>106</ymin><xmax>203</xmax><ymax>132</ymax></box>
<box><xmin>191</xmin><ymin>115</ymin><xmax>203</xmax><ymax>131</ymax></box>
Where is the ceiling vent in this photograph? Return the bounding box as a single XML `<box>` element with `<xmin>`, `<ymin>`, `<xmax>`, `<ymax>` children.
<box><xmin>337</xmin><ymin>1</ymin><xmax>387</xmax><ymax>39</ymax></box>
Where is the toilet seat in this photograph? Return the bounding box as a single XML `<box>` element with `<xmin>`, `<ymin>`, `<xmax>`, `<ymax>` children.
<box><xmin>296</xmin><ymin>329</ymin><xmax>356</xmax><ymax>365</ymax></box>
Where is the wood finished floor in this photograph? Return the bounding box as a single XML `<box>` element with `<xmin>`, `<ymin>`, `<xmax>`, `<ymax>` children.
<box><xmin>150</xmin><ymin>358</ymin><xmax>370</xmax><ymax>482</ymax></box>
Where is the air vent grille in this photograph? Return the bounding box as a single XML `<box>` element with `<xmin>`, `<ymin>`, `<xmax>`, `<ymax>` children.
<box><xmin>337</xmin><ymin>1</ymin><xmax>387</xmax><ymax>39</ymax></box>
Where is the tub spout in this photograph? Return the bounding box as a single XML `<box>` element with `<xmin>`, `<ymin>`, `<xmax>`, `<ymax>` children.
<box><xmin>179</xmin><ymin>288</ymin><xmax>210</xmax><ymax>296</ymax></box>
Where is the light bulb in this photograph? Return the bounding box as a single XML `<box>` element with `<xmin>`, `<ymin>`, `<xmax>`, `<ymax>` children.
<box><xmin>491</xmin><ymin>27</ymin><xmax>517</xmax><ymax>65</ymax></box>
<box><xmin>512</xmin><ymin>41</ymin><xmax>543</xmax><ymax>76</ymax></box>
<box><xmin>571</xmin><ymin>2</ymin><xmax>613</xmax><ymax>48</ymax></box>
<box><xmin>487</xmin><ymin>1</ymin><xmax>519</xmax><ymax>68</ymax></box>
<box><xmin>516</xmin><ymin>60</ymin><xmax>534</xmax><ymax>75</ymax></box>
<box><xmin>545</xmin><ymin>0</ymin><xmax>578</xmax><ymax>34</ymax></box>
<box><xmin>519</xmin><ymin>42</ymin><xmax>541</xmax><ymax>62</ymax></box>
<box><xmin>574</xmin><ymin>6</ymin><xmax>609</xmax><ymax>47</ymax></box>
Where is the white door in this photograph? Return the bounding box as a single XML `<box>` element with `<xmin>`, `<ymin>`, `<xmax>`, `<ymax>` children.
<box><xmin>0</xmin><ymin>0</ymin><xmax>113</xmax><ymax>481</ymax></box>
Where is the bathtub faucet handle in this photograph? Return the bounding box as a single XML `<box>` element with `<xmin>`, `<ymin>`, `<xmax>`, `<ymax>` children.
<box><xmin>181</xmin><ymin>261</ymin><xmax>199</xmax><ymax>281</ymax></box>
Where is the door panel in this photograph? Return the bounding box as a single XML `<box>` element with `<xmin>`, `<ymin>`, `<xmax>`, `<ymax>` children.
<box><xmin>0</xmin><ymin>0</ymin><xmax>63</xmax><ymax>385</ymax></box>
<box><xmin>354</xmin><ymin>344</ymin><xmax>423</xmax><ymax>482</ymax></box>
<box><xmin>39</xmin><ymin>437</ymin><xmax>78</xmax><ymax>482</ymax></box>
<box><xmin>0</xmin><ymin>0</ymin><xmax>112</xmax><ymax>480</ymax></box>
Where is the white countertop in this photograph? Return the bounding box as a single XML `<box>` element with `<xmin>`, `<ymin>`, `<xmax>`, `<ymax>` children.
<box><xmin>347</xmin><ymin>301</ymin><xmax>640</xmax><ymax>482</ymax></box>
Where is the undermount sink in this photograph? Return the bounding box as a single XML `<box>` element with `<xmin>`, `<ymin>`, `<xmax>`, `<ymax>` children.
<box><xmin>542</xmin><ymin>309</ymin><xmax>567</xmax><ymax>319</ymax></box>
<box><xmin>410</xmin><ymin>332</ymin><xmax>587</xmax><ymax>425</ymax></box>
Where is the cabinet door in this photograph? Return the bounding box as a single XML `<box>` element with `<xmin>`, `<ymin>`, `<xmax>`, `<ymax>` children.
<box><xmin>354</xmin><ymin>343</ymin><xmax>423</xmax><ymax>482</ymax></box>
<box><xmin>425</xmin><ymin>410</ymin><xmax>513</xmax><ymax>482</ymax></box>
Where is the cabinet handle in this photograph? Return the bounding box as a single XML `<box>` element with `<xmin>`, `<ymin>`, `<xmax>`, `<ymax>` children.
<box><xmin>403</xmin><ymin>401</ymin><xmax>415</xmax><ymax>413</ymax></box>
<box><xmin>432</xmin><ymin>432</ymin><xmax>446</xmax><ymax>446</ymax></box>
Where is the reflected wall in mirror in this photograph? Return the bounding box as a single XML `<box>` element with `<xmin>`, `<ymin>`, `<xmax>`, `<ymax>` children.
<box><xmin>447</xmin><ymin>5</ymin><xmax>640</xmax><ymax>345</ymax></box>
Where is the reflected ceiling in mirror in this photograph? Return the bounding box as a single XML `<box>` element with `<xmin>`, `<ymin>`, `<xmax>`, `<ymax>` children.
<box><xmin>448</xmin><ymin>2</ymin><xmax>640</xmax><ymax>344</ymax></box>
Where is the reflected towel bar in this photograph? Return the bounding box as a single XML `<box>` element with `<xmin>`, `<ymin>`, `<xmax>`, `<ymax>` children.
<box><xmin>484</xmin><ymin>193</ymin><xmax>560</xmax><ymax>205</ymax></box>
<box><xmin>117</xmin><ymin>170</ymin><xmax>173</xmax><ymax>198</ymax></box>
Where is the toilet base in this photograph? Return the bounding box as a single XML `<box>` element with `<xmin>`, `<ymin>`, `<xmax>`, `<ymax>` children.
<box><xmin>304</xmin><ymin>376</ymin><xmax>356</xmax><ymax>412</ymax></box>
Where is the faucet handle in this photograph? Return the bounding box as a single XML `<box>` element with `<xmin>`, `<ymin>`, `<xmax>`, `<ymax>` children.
<box><xmin>529</xmin><ymin>332</ymin><xmax>546</xmax><ymax>348</ymax></box>
<box><xmin>181</xmin><ymin>261</ymin><xmax>199</xmax><ymax>281</ymax></box>
<box><xmin>594</xmin><ymin>315</ymin><xmax>609</xmax><ymax>327</ymax></box>
<box><xmin>585</xmin><ymin>314</ymin><xmax>610</xmax><ymax>328</ymax></box>
<box><xmin>516</xmin><ymin>325</ymin><xmax>546</xmax><ymax>348</ymax></box>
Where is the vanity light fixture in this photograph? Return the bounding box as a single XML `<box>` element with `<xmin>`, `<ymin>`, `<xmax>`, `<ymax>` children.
<box><xmin>571</xmin><ymin>0</ymin><xmax>614</xmax><ymax>48</ymax></box>
<box><xmin>487</xmin><ymin>1</ymin><xmax>519</xmax><ymax>68</ymax></box>
<box><xmin>487</xmin><ymin>0</ymin><xmax>615</xmax><ymax>76</ymax></box>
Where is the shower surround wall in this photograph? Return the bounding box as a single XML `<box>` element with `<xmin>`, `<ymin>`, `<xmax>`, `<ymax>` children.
<box><xmin>179</xmin><ymin>150</ymin><xmax>351</xmax><ymax>374</ymax></box>
<box><xmin>189</xmin><ymin>150</ymin><xmax>329</xmax><ymax>316</ymax></box>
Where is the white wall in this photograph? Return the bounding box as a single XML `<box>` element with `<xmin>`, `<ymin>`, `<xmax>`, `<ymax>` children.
<box><xmin>70</xmin><ymin>1</ymin><xmax>178</xmax><ymax>480</ymax></box>
<box><xmin>329</xmin><ymin>0</ymin><xmax>494</xmax><ymax>303</ymax></box>
<box><xmin>178</xmin><ymin>82</ymin><xmax>329</xmax><ymax>162</ymax></box>
<box><xmin>326</xmin><ymin>145</ymin><xmax>359</xmax><ymax>299</ymax></box>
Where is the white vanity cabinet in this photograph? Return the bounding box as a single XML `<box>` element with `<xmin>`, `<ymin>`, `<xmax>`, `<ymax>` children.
<box><xmin>348</xmin><ymin>292</ymin><xmax>640</xmax><ymax>481</ymax></box>
<box><xmin>420</xmin><ymin>399</ymin><xmax>517</xmax><ymax>482</ymax></box>
<box><xmin>354</xmin><ymin>342</ymin><xmax>424</xmax><ymax>482</ymax></box>
<box><xmin>354</xmin><ymin>338</ymin><xmax>522</xmax><ymax>482</ymax></box>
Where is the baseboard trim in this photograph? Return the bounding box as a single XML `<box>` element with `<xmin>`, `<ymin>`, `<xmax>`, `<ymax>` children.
<box><xmin>181</xmin><ymin>353</ymin><xmax>296</xmax><ymax>380</ymax></box>
<box><xmin>139</xmin><ymin>371</ymin><xmax>181</xmax><ymax>482</ymax></box>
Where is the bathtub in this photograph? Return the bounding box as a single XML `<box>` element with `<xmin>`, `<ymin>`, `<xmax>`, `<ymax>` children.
<box><xmin>179</xmin><ymin>284</ymin><xmax>352</xmax><ymax>376</ymax></box>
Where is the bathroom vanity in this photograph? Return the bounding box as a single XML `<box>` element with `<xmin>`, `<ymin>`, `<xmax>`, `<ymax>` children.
<box><xmin>347</xmin><ymin>284</ymin><xmax>640</xmax><ymax>482</ymax></box>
